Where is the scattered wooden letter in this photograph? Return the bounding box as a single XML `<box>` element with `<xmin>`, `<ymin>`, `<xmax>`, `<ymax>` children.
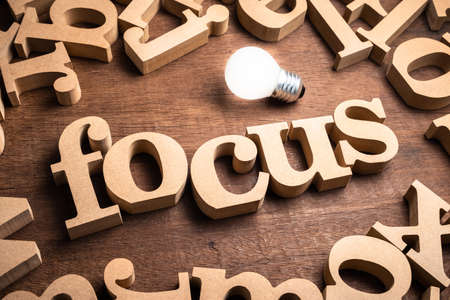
<box><xmin>3</xmin><ymin>274</ymin><xmax>96</xmax><ymax>299</ymax></box>
<box><xmin>443</xmin><ymin>33</ymin><xmax>450</xmax><ymax>46</ymax></box>
<box><xmin>161</xmin><ymin>0</ymin><xmax>204</xmax><ymax>18</ymax></box>
<box><xmin>236</xmin><ymin>0</ymin><xmax>307</xmax><ymax>42</ymax></box>
<box><xmin>323</xmin><ymin>235</ymin><xmax>411</xmax><ymax>299</ymax></box>
<box><xmin>6</xmin><ymin>0</ymin><xmax>54</xmax><ymax>21</ymax></box>
<box><xmin>190</xmin><ymin>135</ymin><xmax>269</xmax><ymax>219</ymax></box>
<box><xmin>426</xmin><ymin>0</ymin><xmax>450</xmax><ymax>31</ymax></box>
<box><xmin>340</xmin><ymin>0</ymin><xmax>387</xmax><ymax>26</ymax></box>
<box><xmin>1</xmin><ymin>42</ymin><xmax>81</xmax><ymax>106</ymax></box>
<box><xmin>386</xmin><ymin>35</ymin><xmax>450</xmax><ymax>110</ymax></box>
<box><xmin>0</xmin><ymin>23</ymin><xmax>20</xmax><ymax>156</ymax></box>
<box><xmin>0</xmin><ymin>197</ymin><xmax>41</xmax><ymax>290</ymax></box>
<box><xmin>192</xmin><ymin>267</ymin><xmax>322</xmax><ymax>300</ymax></box>
<box><xmin>104</xmin><ymin>258</ymin><xmax>191</xmax><ymax>299</ymax></box>
<box><xmin>307</xmin><ymin>0</ymin><xmax>373</xmax><ymax>70</ymax></box>
<box><xmin>50</xmin><ymin>116</ymin><xmax>122</xmax><ymax>240</ymax></box>
<box><xmin>368</xmin><ymin>180</ymin><xmax>450</xmax><ymax>288</ymax></box>
<box><xmin>0</xmin><ymin>23</ymin><xmax>20</xmax><ymax>155</ymax></box>
<box><xmin>124</xmin><ymin>4</ymin><xmax>229</xmax><ymax>74</ymax></box>
<box><xmin>0</xmin><ymin>197</ymin><xmax>34</xmax><ymax>240</ymax></box>
<box><xmin>0</xmin><ymin>22</ymin><xmax>20</xmax><ymax>121</ymax></box>
<box><xmin>421</xmin><ymin>286</ymin><xmax>441</xmax><ymax>300</ymax></box>
<box><xmin>115</xmin><ymin>0</ymin><xmax>161</xmax><ymax>38</ymax></box>
<box><xmin>331</xmin><ymin>98</ymin><xmax>399</xmax><ymax>174</ymax></box>
<box><xmin>246</xmin><ymin>118</ymin><xmax>351</xmax><ymax>198</ymax></box>
<box><xmin>0</xmin><ymin>23</ymin><xmax>19</xmax><ymax>66</ymax></box>
<box><xmin>14</xmin><ymin>0</ymin><xmax>119</xmax><ymax>62</ymax></box>
<box><xmin>425</xmin><ymin>114</ymin><xmax>450</xmax><ymax>155</ymax></box>
<box><xmin>103</xmin><ymin>132</ymin><xmax>188</xmax><ymax>214</ymax></box>
<box><xmin>356</xmin><ymin>0</ymin><xmax>428</xmax><ymax>65</ymax></box>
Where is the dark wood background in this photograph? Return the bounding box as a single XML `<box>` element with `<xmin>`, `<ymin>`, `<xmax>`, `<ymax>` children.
<box><xmin>0</xmin><ymin>0</ymin><xmax>449</xmax><ymax>298</ymax></box>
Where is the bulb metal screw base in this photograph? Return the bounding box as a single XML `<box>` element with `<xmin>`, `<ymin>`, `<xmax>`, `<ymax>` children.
<box><xmin>271</xmin><ymin>69</ymin><xmax>305</xmax><ymax>103</ymax></box>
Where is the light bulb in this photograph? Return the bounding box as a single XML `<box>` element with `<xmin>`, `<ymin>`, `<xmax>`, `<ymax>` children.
<box><xmin>225</xmin><ymin>47</ymin><xmax>305</xmax><ymax>103</ymax></box>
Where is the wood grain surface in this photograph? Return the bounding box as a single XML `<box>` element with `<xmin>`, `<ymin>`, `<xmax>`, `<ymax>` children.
<box><xmin>0</xmin><ymin>0</ymin><xmax>449</xmax><ymax>299</ymax></box>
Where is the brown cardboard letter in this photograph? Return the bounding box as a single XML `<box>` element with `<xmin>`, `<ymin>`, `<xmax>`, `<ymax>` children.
<box><xmin>50</xmin><ymin>116</ymin><xmax>122</xmax><ymax>240</ymax></box>
<box><xmin>190</xmin><ymin>135</ymin><xmax>269</xmax><ymax>219</ymax></box>
<box><xmin>246</xmin><ymin>118</ymin><xmax>351</xmax><ymax>198</ymax></box>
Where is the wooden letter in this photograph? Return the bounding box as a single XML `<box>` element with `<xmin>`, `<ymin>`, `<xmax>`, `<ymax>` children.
<box><xmin>14</xmin><ymin>0</ymin><xmax>118</xmax><ymax>62</ymax></box>
<box><xmin>386</xmin><ymin>36</ymin><xmax>450</xmax><ymax>110</ymax></box>
<box><xmin>190</xmin><ymin>135</ymin><xmax>269</xmax><ymax>219</ymax></box>
<box><xmin>161</xmin><ymin>0</ymin><xmax>203</xmax><ymax>18</ymax></box>
<box><xmin>0</xmin><ymin>197</ymin><xmax>41</xmax><ymax>290</ymax></box>
<box><xmin>331</xmin><ymin>98</ymin><xmax>399</xmax><ymax>174</ymax></box>
<box><xmin>124</xmin><ymin>4</ymin><xmax>228</xmax><ymax>74</ymax></box>
<box><xmin>443</xmin><ymin>33</ymin><xmax>450</xmax><ymax>47</ymax></box>
<box><xmin>104</xmin><ymin>258</ymin><xmax>191</xmax><ymax>299</ymax></box>
<box><xmin>116</xmin><ymin>0</ymin><xmax>161</xmax><ymax>38</ymax></box>
<box><xmin>425</xmin><ymin>114</ymin><xmax>450</xmax><ymax>155</ymax></box>
<box><xmin>307</xmin><ymin>0</ymin><xmax>373</xmax><ymax>70</ymax></box>
<box><xmin>368</xmin><ymin>180</ymin><xmax>450</xmax><ymax>288</ymax></box>
<box><xmin>0</xmin><ymin>23</ymin><xmax>19</xmax><ymax>66</ymax></box>
<box><xmin>50</xmin><ymin>116</ymin><xmax>122</xmax><ymax>240</ymax></box>
<box><xmin>236</xmin><ymin>0</ymin><xmax>307</xmax><ymax>42</ymax></box>
<box><xmin>246</xmin><ymin>118</ymin><xmax>351</xmax><ymax>198</ymax></box>
<box><xmin>422</xmin><ymin>286</ymin><xmax>441</xmax><ymax>300</ymax></box>
<box><xmin>3</xmin><ymin>274</ymin><xmax>96</xmax><ymax>299</ymax></box>
<box><xmin>6</xmin><ymin>0</ymin><xmax>54</xmax><ymax>21</ymax></box>
<box><xmin>427</xmin><ymin>0</ymin><xmax>450</xmax><ymax>31</ymax></box>
<box><xmin>0</xmin><ymin>23</ymin><xmax>20</xmax><ymax>156</ymax></box>
<box><xmin>324</xmin><ymin>235</ymin><xmax>411</xmax><ymax>299</ymax></box>
<box><xmin>340</xmin><ymin>0</ymin><xmax>387</xmax><ymax>26</ymax></box>
<box><xmin>0</xmin><ymin>22</ymin><xmax>20</xmax><ymax>121</ymax></box>
<box><xmin>356</xmin><ymin>0</ymin><xmax>428</xmax><ymax>65</ymax></box>
<box><xmin>1</xmin><ymin>42</ymin><xmax>81</xmax><ymax>107</ymax></box>
<box><xmin>103</xmin><ymin>132</ymin><xmax>188</xmax><ymax>214</ymax></box>
<box><xmin>193</xmin><ymin>267</ymin><xmax>322</xmax><ymax>300</ymax></box>
<box><xmin>0</xmin><ymin>23</ymin><xmax>20</xmax><ymax>155</ymax></box>
<box><xmin>0</xmin><ymin>197</ymin><xmax>34</xmax><ymax>239</ymax></box>
<box><xmin>115</xmin><ymin>0</ymin><xmax>204</xmax><ymax>35</ymax></box>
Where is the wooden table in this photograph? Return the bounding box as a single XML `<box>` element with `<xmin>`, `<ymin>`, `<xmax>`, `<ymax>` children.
<box><xmin>0</xmin><ymin>0</ymin><xmax>448</xmax><ymax>299</ymax></box>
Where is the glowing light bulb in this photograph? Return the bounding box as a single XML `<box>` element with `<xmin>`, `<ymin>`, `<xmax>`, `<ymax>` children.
<box><xmin>225</xmin><ymin>47</ymin><xmax>305</xmax><ymax>102</ymax></box>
